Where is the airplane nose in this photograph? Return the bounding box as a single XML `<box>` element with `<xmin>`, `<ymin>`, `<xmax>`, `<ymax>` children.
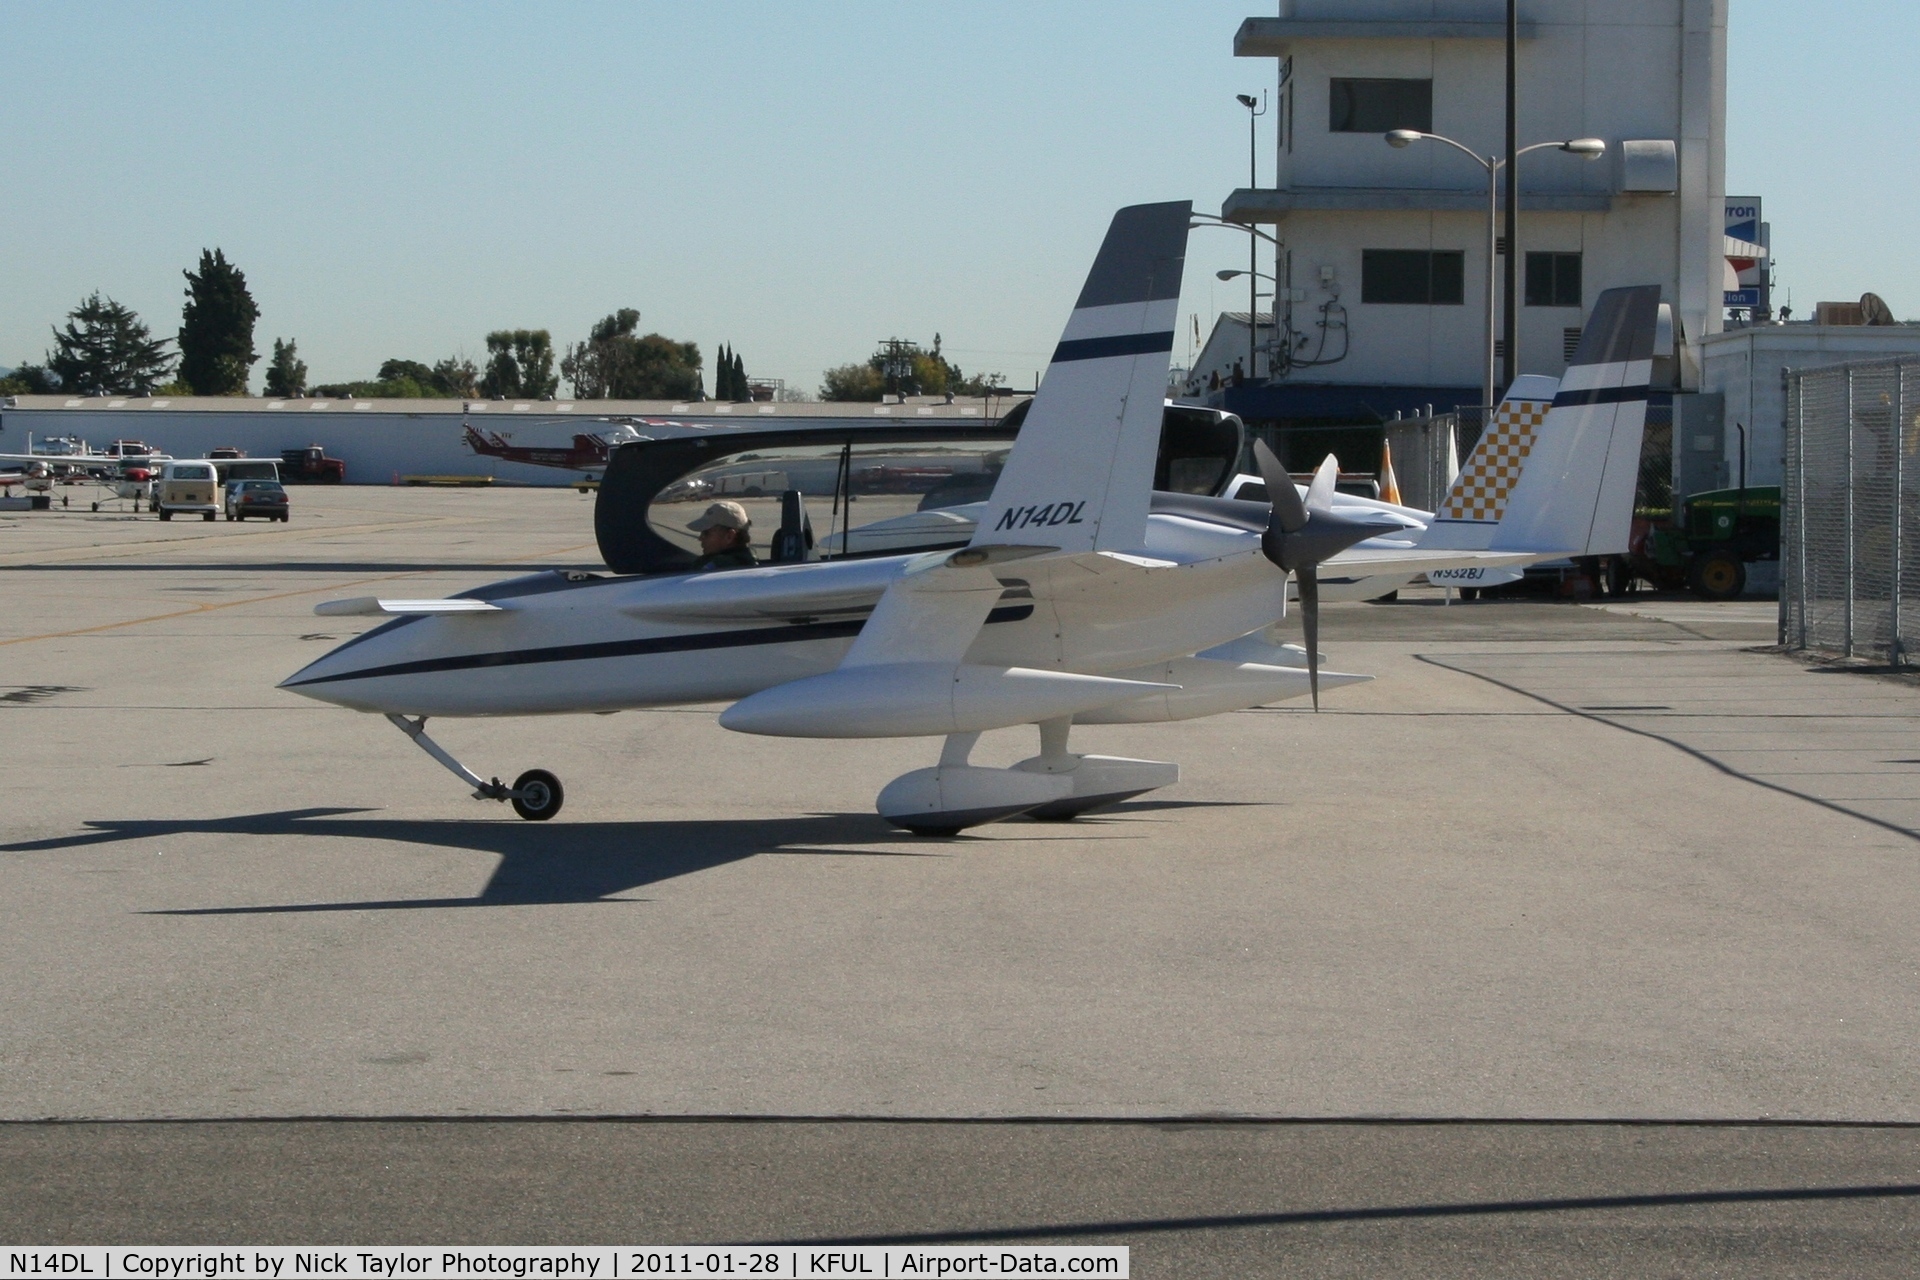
<box><xmin>278</xmin><ymin>616</ymin><xmax>427</xmax><ymax>711</ymax></box>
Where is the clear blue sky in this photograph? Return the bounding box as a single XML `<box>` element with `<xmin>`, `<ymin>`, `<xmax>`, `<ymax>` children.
<box><xmin>0</xmin><ymin>1</ymin><xmax>1908</xmax><ymax>392</ymax></box>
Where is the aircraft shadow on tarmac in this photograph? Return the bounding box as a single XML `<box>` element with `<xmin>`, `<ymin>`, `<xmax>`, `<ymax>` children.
<box><xmin>0</xmin><ymin>803</ymin><xmax>1221</xmax><ymax>915</ymax></box>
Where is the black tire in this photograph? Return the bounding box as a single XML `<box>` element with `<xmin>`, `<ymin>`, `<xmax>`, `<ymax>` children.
<box><xmin>203</xmin><ymin>511</ymin><xmax>215</xmax><ymax>522</ymax></box>
<box><xmin>1605</xmin><ymin>557</ymin><xmax>1632</xmax><ymax>596</ymax></box>
<box><xmin>226</xmin><ymin>513</ymin><xmax>236</xmax><ymax>521</ymax></box>
<box><xmin>90</xmin><ymin>502</ymin><xmax>99</xmax><ymax>512</ymax></box>
<box><xmin>158</xmin><ymin>508</ymin><xmax>171</xmax><ymax>521</ymax></box>
<box><xmin>510</xmin><ymin>769</ymin><xmax>564</xmax><ymax>821</ymax></box>
<box><xmin>1689</xmin><ymin>553</ymin><xmax>1746</xmax><ymax>600</ymax></box>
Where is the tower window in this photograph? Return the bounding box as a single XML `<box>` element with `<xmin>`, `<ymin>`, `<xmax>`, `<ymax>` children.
<box><xmin>1361</xmin><ymin>250</ymin><xmax>1465</xmax><ymax>305</ymax></box>
<box><xmin>1329</xmin><ymin>78</ymin><xmax>1433</xmax><ymax>133</ymax></box>
<box><xmin>1525</xmin><ymin>252</ymin><xmax>1583</xmax><ymax>307</ymax></box>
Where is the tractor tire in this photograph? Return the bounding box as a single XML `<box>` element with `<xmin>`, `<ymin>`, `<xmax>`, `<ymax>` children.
<box><xmin>1689</xmin><ymin>553</ymin><xmax>1746</xmax><ymax>600</ymax></box>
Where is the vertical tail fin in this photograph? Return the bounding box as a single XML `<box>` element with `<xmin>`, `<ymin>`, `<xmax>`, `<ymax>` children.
<box><xmin>971</xmin><ymin>201</ymin><xmax>1192</xmax><ymax>554</ymax></box>
<box><xmin>1420</xmin><ymin>285</ymin><xmax>1661</xmax><ymax>554</ymax></box>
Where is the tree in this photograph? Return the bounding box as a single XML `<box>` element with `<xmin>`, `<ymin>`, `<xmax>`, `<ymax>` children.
<box><xmin>309</xmin><ymin>353</ymin><xmax>479</xmax><ymax>399</ymax></box>
<box><xmin>480</xmin><ymin>329</ymin><xmax>558</xmax><ymax>398</ymax></box>
<box><xmin>819</xmin><ymin>334</ymin><xmax>1003</xmax><ymax>402</ymax></box>
<box><xmin>430</xmin><ymin>356</ymin><xmax>480</xmax><ymax>397</ymax></box>
<box><xmin>369</xmin><ymin>356</ymin><xmax>479</xmax><ymax>398</ymax></box>
<box><xmin>561</xmin><ymin>309</ymin><xmax>704</xmax><ymax>400</ymax></box>
<box><xmin>263</xmin><ymin>338</ymin><xmax>308</xmax><ymax>397</ymax></box>
<box><xmin>45</xmin><ymin>293</ymin><xmax>172</xmax><ymax>395</ymax></box>
<box><xmin>708</xmin><ymin>344</ymin><xmax>750</xmax><ymax>400</ymax></box>
<box><xmin>0</xmin><ymin>363</ymin><xmax>60</xmax><ymax>395</ymax></box>
<box><xmin>819</xmin><ymin>362</ymin><xmax>885</xmax><ymax>401</ymax></box>
<box><xmin>629</xmin><ymin>333</ymin><xmax>704</xmax><ymax>400</ymax></box>
<box><xmin>177</xmin><ymin>248</ymin><xmax>260</xmax><ymax>395</ymax></box>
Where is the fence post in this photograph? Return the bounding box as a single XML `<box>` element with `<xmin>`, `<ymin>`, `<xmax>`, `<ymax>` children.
<box><xmin>1896</xmin><ymin>361</ymin><xmax>1906</xmax><ymax>665</ymax></box>
<box><xmin>1844</xmin><ymin>368</ymin><xmax>1856</xmax><ymax>657</ymax></box>
<box><xmin>1796</xmin><ymin>372</ymin><xmax>1808</xmax><ymax>650</ymax></box>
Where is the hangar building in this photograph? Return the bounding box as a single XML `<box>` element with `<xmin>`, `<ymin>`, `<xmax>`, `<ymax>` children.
<box><xmin>0</xmin><ymin>394</ymin><xmax>1013</xmax><ymax>485</ymax></box>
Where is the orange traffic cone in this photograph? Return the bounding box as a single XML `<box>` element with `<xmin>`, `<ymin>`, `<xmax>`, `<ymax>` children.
<box><xmin>1379</xmin><ymin>439</ymin><xmax>1403</xmax><ymax>506</ymax></box>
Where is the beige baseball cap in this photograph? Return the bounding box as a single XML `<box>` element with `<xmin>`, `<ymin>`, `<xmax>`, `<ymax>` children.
<box><xmin>687</xmin><ymin>500</ymin><xmax>751</xmax><ymax>532</ymax></box>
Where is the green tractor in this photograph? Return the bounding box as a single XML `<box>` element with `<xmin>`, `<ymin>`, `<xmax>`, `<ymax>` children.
<box><xmin>1634</xmin><ymin>484</ymin><xmax>1779</xmax><ymax>599</ymax></box>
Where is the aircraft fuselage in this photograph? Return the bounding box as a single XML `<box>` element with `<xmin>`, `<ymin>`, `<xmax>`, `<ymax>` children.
<box><xmin>281</xmin><ymin>515</ymin><xmax>1282</xmax><ymax>717</ymax></box>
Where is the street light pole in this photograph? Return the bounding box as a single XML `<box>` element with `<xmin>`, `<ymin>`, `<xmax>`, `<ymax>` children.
<box><xmin>1503</xmin><ymin>0</ymin><xmax>1519</xmax><ymax>391</ymax></box>
<box><xmin>1237</xmin><ymin>92</ymin><xmax>1267</xmax><ymax>379</ymax></box>
<box><xmin>1386</xmin><ymin>131</ymin><xmax>1605</xmax><ymax>407</ymax></box>
<box><xmin>1485</xmin><ymin>157</ymin><xmax>1499</xmax><ymax>410</ymax></box>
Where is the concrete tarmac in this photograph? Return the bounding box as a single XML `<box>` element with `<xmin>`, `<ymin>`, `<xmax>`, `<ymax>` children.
<box><xmin>3</xmin><ymin>489</ymin><xmax>1918</xmax><ymax>1271</ymax></box>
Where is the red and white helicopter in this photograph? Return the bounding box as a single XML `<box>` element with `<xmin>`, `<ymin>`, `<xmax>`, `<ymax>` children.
<box><xmin>285</xmin><ymin>202</ymin><xmax>1657</xmax><ymax>833</ymax></box>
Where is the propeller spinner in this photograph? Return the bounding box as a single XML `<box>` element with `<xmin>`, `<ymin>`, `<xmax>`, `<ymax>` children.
<box><xmin>1252</xmin><ymin>441</ymin><xmax>1399</xmax><ymax>709</ymax></box>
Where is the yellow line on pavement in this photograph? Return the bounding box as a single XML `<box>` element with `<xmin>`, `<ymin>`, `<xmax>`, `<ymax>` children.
<box><xmin>0</xmin><ymin>514</ymin><xmax>468</xmax><ymax>568</ymax></box>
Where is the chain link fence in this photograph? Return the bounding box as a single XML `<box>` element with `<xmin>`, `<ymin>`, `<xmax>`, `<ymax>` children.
<box><xmin>1783</xmin><ymin>357</ymin><xmax>1920</xmax><ymax>661</ymax></box>
<box><xmin>1383</xmin><ymin>408</ymin><xmax>1484</xmax><ymax>513</ymax></box>
<box><xmin>1383</xmin><ymin>400</ymin><xmax>1672</xmax><ymax>519</ymax></box>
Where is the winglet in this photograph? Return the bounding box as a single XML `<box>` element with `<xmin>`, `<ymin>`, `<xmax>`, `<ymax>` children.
<box><xmin>971</xmin><ymin>201</ymin><xmax>1192</xmax><ymax>556</ymax></box>
<box><xmin>314</xmin><ymin>597</ymin><xmax>505</xmax><ymax>617</ymax></box>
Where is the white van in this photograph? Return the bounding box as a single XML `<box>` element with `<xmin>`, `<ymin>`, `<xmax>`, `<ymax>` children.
<box><xmin>156</xmin><ymin>461</ymin><xmax>220</xmax><ymax>521</ymax></box>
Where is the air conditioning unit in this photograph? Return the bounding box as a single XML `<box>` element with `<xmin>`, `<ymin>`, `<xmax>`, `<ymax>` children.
<box><xmin>1617</xmin><ymin>139</ymin><xmax>1678</xmax><ymax>193</ymax></box>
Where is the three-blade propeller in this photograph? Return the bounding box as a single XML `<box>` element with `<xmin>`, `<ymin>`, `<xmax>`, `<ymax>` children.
<box><xmin>1252</xmin><ymin>441</ymin><xmax>1400</xmax><ymax>709</ymax></box>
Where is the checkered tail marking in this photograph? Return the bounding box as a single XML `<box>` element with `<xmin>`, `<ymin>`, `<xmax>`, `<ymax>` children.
<box><xmin>1440</xmin><ymin>400</ymin><xmax>1549</xmax><ymax>522</ymax></box>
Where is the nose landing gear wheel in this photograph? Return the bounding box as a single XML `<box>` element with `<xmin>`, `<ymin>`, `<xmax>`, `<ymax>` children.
<box><xmin>510</xmin><ymin>769</ymin><xmax>564</xmax><ymax>821</ymax></box>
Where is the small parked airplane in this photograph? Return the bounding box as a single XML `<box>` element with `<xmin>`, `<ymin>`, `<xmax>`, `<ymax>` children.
<box><xmin>0</xmin><ymin>458</ymin><xmax>53</xmax><ymax>495</ymax></box>
<box><xmin>284</xmin><ymin>202</ymin><xmax>1658</xmax><ymax>833</ymax></box>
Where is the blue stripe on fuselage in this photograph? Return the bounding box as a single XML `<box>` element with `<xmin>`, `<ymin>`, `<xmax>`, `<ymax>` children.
<box><xmin>286</xmin><ymin>605</ymin><xmax>1036</xmax><ymax>688</ymax></box>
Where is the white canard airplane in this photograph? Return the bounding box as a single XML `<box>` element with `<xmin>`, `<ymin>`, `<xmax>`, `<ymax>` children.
<box><xmin>283</xmin><ymin>202</ymin><xmax>1661</xmax><ymax>833</ymax></box>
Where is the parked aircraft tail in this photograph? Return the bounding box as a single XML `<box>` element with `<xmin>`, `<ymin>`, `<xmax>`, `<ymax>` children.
<box><xmin>970</xmin><ymin>201</ymin><xmax>1192</xmax><ymax>556</ymax></box>
<box><xmin>1419</xmin><ymin>284</ymin><xmax>1661</xmax><ymax>555</ymax></box>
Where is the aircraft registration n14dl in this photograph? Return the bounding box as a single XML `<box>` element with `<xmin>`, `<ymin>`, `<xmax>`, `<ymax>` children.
<box><xmin>283</xmin><ymin>202</ymin><xmax>1662</xmax><ymax>834</ymax></box>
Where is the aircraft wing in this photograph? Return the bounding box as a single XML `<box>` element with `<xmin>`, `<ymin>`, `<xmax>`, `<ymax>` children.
<box><xmin>617</xmin><ymin>557</ymin><xmax>905</xmax><ymax>622</ymax></box>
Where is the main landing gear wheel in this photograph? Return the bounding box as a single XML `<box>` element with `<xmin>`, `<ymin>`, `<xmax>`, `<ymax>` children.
<box><xmin>510</xmin><ymin>769</ymin><xmax>564</xmax><ymax>821</ymax></box>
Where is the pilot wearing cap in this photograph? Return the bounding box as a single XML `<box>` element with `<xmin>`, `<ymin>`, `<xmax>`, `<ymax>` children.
<box><xmin>687</xmin><ymin>500</ymin><xmax>757</xmax><ymax>571</ymax></box>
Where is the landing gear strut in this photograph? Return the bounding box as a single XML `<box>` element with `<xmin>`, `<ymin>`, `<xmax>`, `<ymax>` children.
<box><xmin>386</xmin><ymin>714</ymin><xmax>565</xmax><ymax>821</ymax></box>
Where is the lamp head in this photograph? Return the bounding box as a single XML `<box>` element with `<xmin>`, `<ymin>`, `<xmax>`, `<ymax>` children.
<box><xmin>1236</xmin><ymin>94</ymin><xmax>1258</xmax><ymax>109</ymax></box>
<box><xmin>1385</xmin><ymin>129</ymin><xmax>1422</xmax><ymax>149</ymax></box>
<box><xmin>1216</xmin><ymin>269</ymin><xmax>1244</xmax><ymax>281</ymax></box>
<box><xmin>1562</xmin><ymin>137</ymin><xmax>1607</xmax><ymax>159</ymax></box>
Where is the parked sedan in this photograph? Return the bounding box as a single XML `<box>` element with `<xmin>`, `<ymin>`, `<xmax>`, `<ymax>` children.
<box><xmin>224</xmin><ymin>480</ymin><xmax>290</xmax><ymax>522</ymax></box>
